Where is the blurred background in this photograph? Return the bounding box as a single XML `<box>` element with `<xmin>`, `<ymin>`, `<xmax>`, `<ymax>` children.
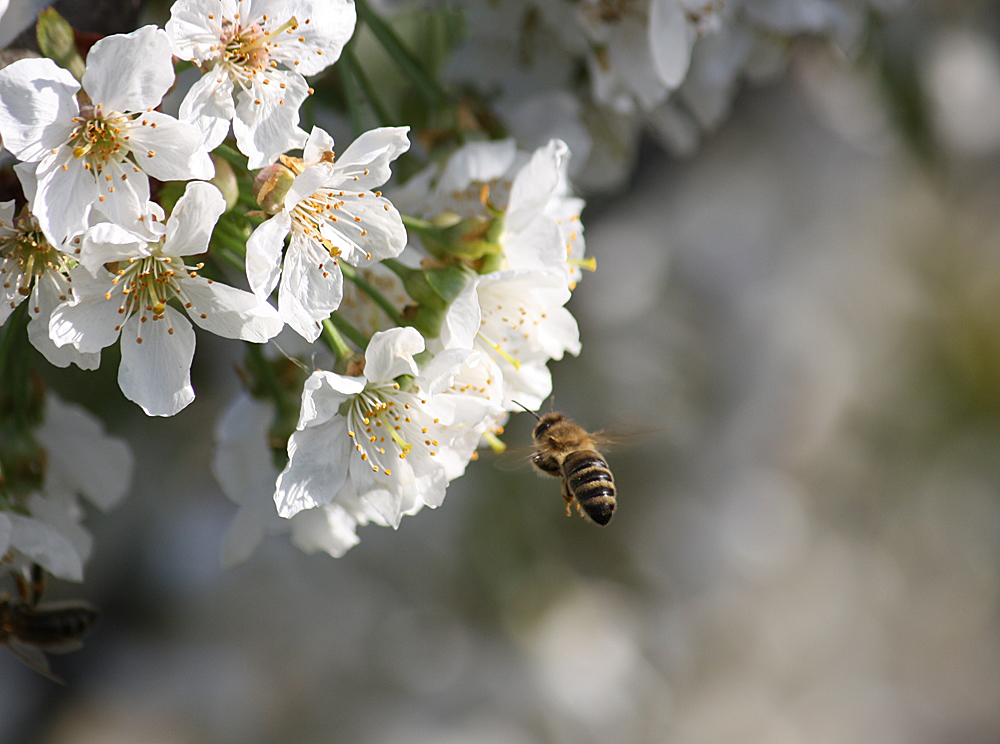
<box><xmin>4</xmin><ymin>0</ymin><xmax>1000</xmax><ymax>742</ymax></box>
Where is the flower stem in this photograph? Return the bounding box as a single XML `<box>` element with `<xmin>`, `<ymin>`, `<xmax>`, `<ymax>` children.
<box><xmin>322</xmin><ymin>315</ymin><xmax>367</xmax><ymax>358</ymax></box>
<box><xmin>400</xmin><ymin>214</ymin><xmax>436</xmax><ymax>232</ymax></box>
<box><xmin>0</xmin><ymin>302</ymin><xmax>33</xmax><ymax>428</ymax></box>
<box><xmin>342</xmin><ymin>47</ymin><xmax>394</xmax><ymax>127</ymax></box>
<box><xmin>355</xmin><ymin>0</ymin><xmax>450</xmax><ymax>107</ymax></box>
<box><xmin>339</xmin><ymin>43</ymin><xmax>367</xmax><ymax>137</ymax></box>
<box><xmin>340</xmin><ymin>263</ymin><xmax>403</xmax><ymax>326</ymax></box>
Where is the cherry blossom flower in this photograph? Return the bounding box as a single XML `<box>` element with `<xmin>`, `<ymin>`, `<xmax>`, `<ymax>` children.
<box><xmin>0</xmin><ymin>25</ymin><xmax>214</xmax><ymax>245</ymax></box>
<box><xmin>274</xmin><ymin>327</ymin><xmax>499</xmax><ymax>531</ymax></box>
<box><xmin>246</xmin><ymin>126</ymin><xmax>409</xmax><ymax>341</ymax></box>
<box><xmin>441</xmin><ymin>268</ymin><xmax>581</xmax><ymax>410</ymax></box>
<box><xmin>397</xmin><ymin>138</ymin><xmax>588</xmax><ymax>283</ymax></box>
<box><xmin>0</xmin><ymin>165</ymin><xmax>99</xmax><ymax>370</ymax></box>
<box><xmin>214</xmin><ymin>392</ymin><xmax>383</xmax><ymax>564</ymax></box>
<box><xmin>48</xmin><ymin>182</ymin><xmax>284</xmax><ymax>417</ymax></box>
<box><xmin>166</xmin><ymin>0</ymin><xmax>357</xmax><ymax>168</ymax></box>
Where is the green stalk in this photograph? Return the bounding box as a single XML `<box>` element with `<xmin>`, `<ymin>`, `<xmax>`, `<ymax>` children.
<box><xmin>0</xmin><ymin>303</ymin><xmax>31</xmax><ymax>427</ymax></box>
<box><xmin>355</xmin><ymin>0</ymin><xmax>450</xmax><ymax>106</ymax></box>
<box><xmin>340</xmin><ymin>263</ymin><xmax>403</xmax><ymax>326</ymax></box>
<box><xmin>323</xmin><ymin>315</ymin><xmax>367</xmax><ymax>358</ymax></box>
<box><xmin>340</xmin><ymin>45</ymin><xmax>367</xmax><ymax>137</ymax></box>
<box><xmin>400</xmin><ymin>214</ymin><xmax>436</xmax><ymax>232</ymax></box>
<box><xmin>342</xmin><ymin>47</ymin><xmax>394</xmax><ymax>127</ymax></box>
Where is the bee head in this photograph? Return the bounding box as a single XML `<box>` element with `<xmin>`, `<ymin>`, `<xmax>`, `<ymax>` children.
<box><xmin>532</xmin><ymin>411</ymin><xmax>566</xmax><ymax>441</ymax></box>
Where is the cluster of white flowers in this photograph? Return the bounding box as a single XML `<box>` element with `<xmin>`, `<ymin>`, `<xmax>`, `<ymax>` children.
<box><xmin>0</xmin><ymin>0</ymin><xmax>911</xmax><ymax>586</ymax></box>
<box><xmin>0</xmin><ymin>0</ymin><xmax>597</xmax><ymax>575</ymax></box>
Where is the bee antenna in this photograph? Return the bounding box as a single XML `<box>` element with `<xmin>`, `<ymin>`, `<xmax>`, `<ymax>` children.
<box><xmin>512</xmin><ymin>400</ymin><xmax>541</xmax><ymax>420</ymax></box>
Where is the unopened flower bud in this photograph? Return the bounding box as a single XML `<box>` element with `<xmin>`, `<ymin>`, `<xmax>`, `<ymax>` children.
<box><xmin>253</xmin><ymin>163</ymin><xmax>296</xmax><ymax>215</ymax></box>
<box><xmin>36</xmin><ymin>8</ymin><xmax>85</xmax><ymax>81</ymax></box>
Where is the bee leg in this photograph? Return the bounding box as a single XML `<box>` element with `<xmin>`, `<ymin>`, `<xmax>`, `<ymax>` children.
<box><xmin>561</xmin><ymin>483</ymin><xmax>574</xmax><ymax>517</ymax></box>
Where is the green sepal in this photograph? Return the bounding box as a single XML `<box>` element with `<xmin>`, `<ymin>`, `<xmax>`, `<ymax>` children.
<box><xmin>402</xmin><ymin>303</ymin><xmax>446</xmax><ymax>339</ymax></box>
<box><xmin>424</xmin><ymin>264</ymin><xmax>468</xmax><ymax>303</ymax></box>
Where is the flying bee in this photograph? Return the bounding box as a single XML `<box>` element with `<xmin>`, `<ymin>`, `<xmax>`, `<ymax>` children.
<box><xmin>521</xmin><ymin>407</ymin><xmax>617</xmax><ymax>526</ymax></box>
<box><xmin>0</xmin><ymin>564</ymin><xmax>99</xmax><ymax>683</ymax></box>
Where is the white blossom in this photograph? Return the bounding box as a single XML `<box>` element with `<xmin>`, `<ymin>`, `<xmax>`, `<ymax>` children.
<box><xmin>0</xmin><ymin>164</ymin><xmax>100</xmax><ymax>370</ymax></box>
<box><xmin>274</xmin><ymin>327</ymin><xmax>497</xmax><ymax>533</ymax></box>
<box><xmin>441</xmin><ymin>268</ymin><xmax>581</xmax><ymax>410</ymax></box>
<box><xmin>48</xmin><ymin>182</ymin><xmax>284</xmax><ymax>417</ymax></box>
<box><xmin>246</xmin><ymin>126</ymin><xmax>409</xmax><ymax>341</ymax></box>
<box><xmin>214</xmin><ymin>392</ymin><xmax>375</xmax><ymax>564</ymax></box>
<box><xmin>0</xmin><ymin>26</ymin><xmax>214</xmax><ymax>245</ymax></box>
<box><xmin>166</xmin><ymin>0</ymin><xmax>357</xmax><ymax>168</ymax></box>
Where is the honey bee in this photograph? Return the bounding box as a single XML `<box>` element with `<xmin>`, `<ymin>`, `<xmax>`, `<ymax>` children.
<box><xmin>1</xmin><ymin>564</ymin><xmax>99</xmax><ymax>683</ymax></box>
<box><xmin>523</xmin><ymin>408</ymin><xmax>617</xmax><ymax>526</ymax></box>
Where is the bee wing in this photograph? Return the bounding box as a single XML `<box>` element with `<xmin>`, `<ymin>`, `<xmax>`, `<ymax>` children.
<box><xmin>491</xmin><ymin>444</ymin><xmax>536</xmax><ymax>472</ymax></box>
<box><xmin>3</xmin><ymin>642</ymin><xmax>64</xmax><ymax>684</ymax></box>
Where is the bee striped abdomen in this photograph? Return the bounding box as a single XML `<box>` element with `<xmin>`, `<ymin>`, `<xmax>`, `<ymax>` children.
<box><xmin>562</xmin><ymin>449</ymin><xmax>616</xmax><ymax>526</ymax></box>
<box><xmin>14</xmin><ymin>604</ymin><xmax>98</xmax><ymax>649</ymax></box>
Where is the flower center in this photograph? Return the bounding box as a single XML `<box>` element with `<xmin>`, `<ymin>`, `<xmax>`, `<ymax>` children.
<box><xmin>345</xmin><ymin>385</ymin><xmax>434</xmax><ymax>476</ymax></box>
<box><xmin>213</xmin><ymin>15</ymin><xmax>300</xmax><ymax>91</ymax></box>
<box><xmin>107</xmin><ymin>250</ymin><xmax>204</xmax><ymax>336</ymax></box>
<box><xmin>292</xmin><ymin>189</ymin><xmax>373</xmax><ymax>261</ymax></box>
<box><xmin>68</xmin><ymin>104</ymin><xmax>132</xmax><ymax>173</ymax></box>
<box><xmin>0</xmin><ymin>213</ymin><xmax>72</xmax><ymax>303</ymax></box>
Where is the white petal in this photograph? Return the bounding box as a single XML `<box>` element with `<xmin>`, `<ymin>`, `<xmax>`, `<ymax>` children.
<box><xmin>0</xmin><ymin>58</ymin><xmax>79</xmax><ymax>162</ymax></box>
<box><xmin>271</xmin><ymin>0</ymin><xmax>356</xmax><ymax>76</ymax></box>
<box><xmin>278</xmin><ymin>237</ymin><xmax>343</xmax><ymax>342</ymax></box>
<box><xmin>166</xmin><ymin>0</ymin><xmax>227</xmax><ymax>60</ymax></box>
<box><xmin>118</xmin><ymin>307</ymin><xmax>196</xmax><ymax>417</ymax></box>
<box><xmin>439</xmin><ymin>277</ymin><xmax>481</xmax><ymax>350</ymax></box>
<box><xmin>27</xmin><ymin>492</ymin><xmax>93</xmax><ymax>568</ymax></box>
<box><xmin>298</xmin><ymin>370</ymin><xmax>366</xmax><ymax>429</ymax></box>
<box><xmin>33</xmin><ymin>150</ymin><xmax>100</xmax><ymax>245</ymax></box>
<box><xmin>289</xmin><ymin>504</ymin><xmax>360</xmax><ymax>558</ymax></box>
<box><xmin>36</xmin><ymin>394</ymin><xmax>133</xmax><ymax>511</ymax></box>
<box><xmin>333</xmin><ymin>126</ymin><xmax>411</xmax><ymax>190</ymax></box>
<box><xmin>274</xmin><ymin>418</ymin><xmax>353</xmax><ymax>517</ymax></box>
<box><xmin>127</xmin><ymin>111</ymin><xmax>215</xmax><ymax>182</ymax></box>
<box><xmin>435</xmin><ymin>139</ymin><xmax>516</xmax><ymax>197</ymax></box>
<box><xmin>27</xmin><ymin>276</ymin><xmax>102</xmax><ymax>370</ymax></box>
<box><xmin>233</xmin><ymin>74</ymin><xmax>309</xmax><ymax>168</ymax></box>
<box><xmin>507</xmin><ymin>140</ymin><xmax>568</xmax><ymax>233</ymax></box>
<box><xmin>48</xmin><ymin>271</ymin><xmax>123</xmax><ymax>354</ymax></box>
<box><xmin>649</xmin><ymin>0</ymin><xmax>693</xmax><ymax>89</ymax></box>
<box><xmin>221</xmin><ymin>504</ymin><xmax>270</xmax><ymax>568</ymax></box>
<box><xmin>364</xmin><ymin>327</ymin><xmax>424</xmax><ymax>382</ymax></box>
<box><xmin>83</xmin><ymin>26</ymin><xmax>175</xmax><ymax>112</ymax></box>
<box><xmin>164</xmin><ymin>181</ymin><xmax>226</xmax><ymax>257</ymax></box>
<box><xmin>180</xmin><ymin>275</ymin><xmax>284</xmax><ymax>342</ymax></box>
<box><xmin>78</xmin><ymin>222</ymin><xmax>150</xmax><ymax>275</ymax></box>
<box><xmin>505</xmin><ymin>213</ymin><xmax>567</xmax><ymax>270</ymax></box>
<box><xmin>321</xmin><ymin>193</ymin><xmax>407</xmax><ymax>264</ymax></box>
<box><xmin>303</xmin><ymin>126</ymin><xmax>336</xmax><ymax>164</ymax></box>
<box><xmin>246</xmin><ymin>212</ymin><xmax>291</xmax><ymax>299</ymax></box>
<box><xmin>178</xmin><ymin>71</ymin><xmax>236</xmax><ymax>152</ymax></box>
<box><xmin>286</xmin><ymin>163</ymin><xmax>336</xmax><ymax>209</ymax></box>
<box><xmin>81</xmin><ymin>159</ymin><xmax>152</xmax><ymax>239</ymax></box>
<box><xmin>7</xmin><ymin>513</ymin><xmax>83</xmax><ymax>582</ymax></box>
